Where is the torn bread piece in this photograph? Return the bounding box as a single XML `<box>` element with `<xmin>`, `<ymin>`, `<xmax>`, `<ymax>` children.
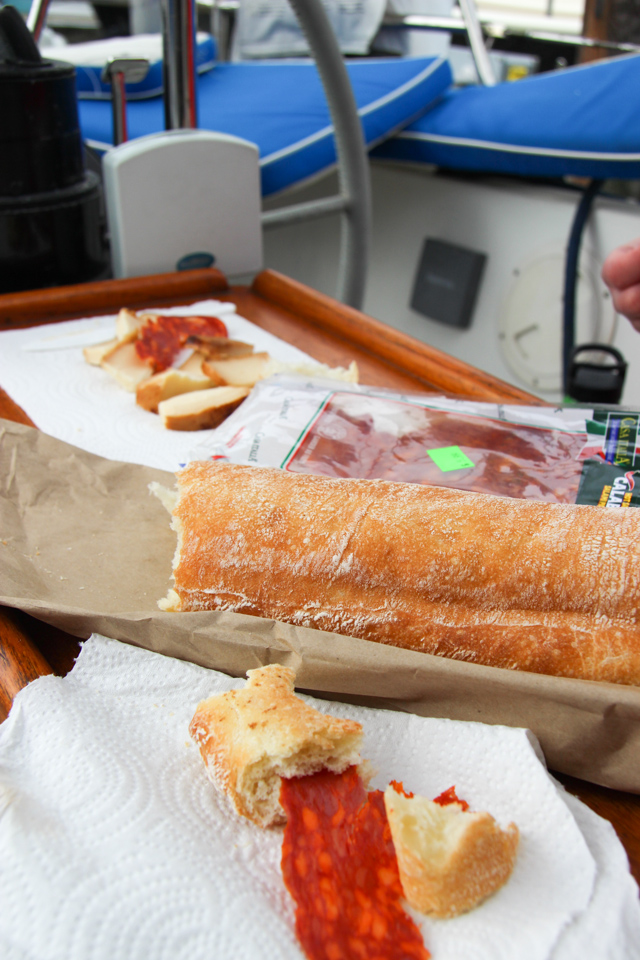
<box><xmin>264</xmin><ymin>358</ymin><xmax>360</xmax><ymax>383</ymax></box>
<box><xmin>150</xmin><ymin>479</ymin><xmax>182</xmax><ymax>612</ymax></box>
<box><xmin>158</xmin><ymin>385</ymin><xmax>249</xmax><ymax>430</ymax></box>
<box><xmin>189</xmin><ymin>664</ymin><xmax>363</xmax><ymax>828</ymax></box>
<box><xmin>149</xmin><ymin>480</ymin><xmax>177</xmax><ymax>515</ymax></box>
<box><xmin>136</xmin><ymin>368</ymin><xmax>216</xmax><ymax>413</ymax></box>
<box><xmin>384</xmin><ymin>786</ymin><xmax>519</xmax><ymax>918</ymax></box>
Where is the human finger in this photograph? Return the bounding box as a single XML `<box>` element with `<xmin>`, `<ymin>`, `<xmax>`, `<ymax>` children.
<box><xmin>602</xmin><ymin>239</ymin><xmax>640</xmax><ymax>291</ymax></box>
<box><xmin>610</xmin><ymin>282</ymin><xmax>640</xmax><ymax>328</ymax></box>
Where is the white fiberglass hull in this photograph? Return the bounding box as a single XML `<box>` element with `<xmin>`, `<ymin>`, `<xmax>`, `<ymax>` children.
<box><xmin>262</xmin><ymin>161</ymin><xmax>640</xmax><ymax>407</ymax></box>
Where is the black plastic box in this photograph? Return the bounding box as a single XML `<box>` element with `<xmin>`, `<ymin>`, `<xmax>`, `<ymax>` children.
<box><xmin>411</xmin><ymin>238</ymin><xmax>487</xmax><ymax>329</ymax></box>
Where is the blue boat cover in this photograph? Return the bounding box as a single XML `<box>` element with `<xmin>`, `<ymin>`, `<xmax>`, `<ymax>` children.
<box><xmin>79</xmin><ymin>56</ymin><xmax>452</xmax><ymax>195</ymax></box>
<box><xmin>373</xmin><ymin>53</ymin><xmax>640</xmax><ymax>180</ymax></box>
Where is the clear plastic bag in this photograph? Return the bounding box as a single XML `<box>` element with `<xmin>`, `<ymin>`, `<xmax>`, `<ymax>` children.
<box><xmin>194</xmin><ymin>377</ymin><xmax>640</xmax><ymax>507</ymax></box>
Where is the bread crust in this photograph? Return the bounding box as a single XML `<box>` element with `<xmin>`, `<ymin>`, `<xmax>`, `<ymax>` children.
<box><xmin>164</xmin><ymin>461</ymin><xmax>640</xmax><ymax>685</ymax></box>
<box><xmin>384</xmin><ymin>787</ymin><xmax>519</xmax><ymax>918</ymax></box>
<box><xmin>189</xmin><ymin>664</ymin><xmax>363</xmax><ymax>827</ymax></box>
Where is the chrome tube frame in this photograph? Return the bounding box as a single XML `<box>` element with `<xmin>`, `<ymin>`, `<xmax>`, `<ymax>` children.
<box><xmin>160</xmin><ymin>0</ymin><xmax>371</xmax><ymax>306</ymax></box>
<box><xmin>458</xmin><ymin>0</ymin><xmax>497</xmax><ymax>85</ymax></box>
<box><xmin>209</xmin><ymin>0</ymin><xmax>238</xmax><ymax>62</ymax></box>
<box><xmin>262</xmin><ymin>196</ymin><xmax>349</xmax><ymax>228</ymax></box>
<box><xmin>160</xmin><ymin>0</ymin><xmax>199</xmax><ymax>129</ymax></box>
<box><xmin>26</xmin><ymin>0</ymin><xmax>50</xmax><ymax>43</ymax></box>
<box><xmin>263</xmin><ymin>0</ymin><xmax>372</xmax><ymax>309</ymax></box>
<box><xmin>108</xmin><ymin>69</ymin><xmax>128</xmax><ymax>146</ymax></box>
<box><xmin>101</xmin><ymin>58</ymin><xmax>150</xmax><ymax>146</ymax></box>
<box><xmin>381</xmin><ymin>4</ymin><xmax>496</xmax><ymax>86</ymax></box>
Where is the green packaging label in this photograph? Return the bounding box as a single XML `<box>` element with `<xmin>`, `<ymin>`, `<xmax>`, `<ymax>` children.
<box><xmin>577</xmin><ymin>461</ymin><xmax>640</xmax><ymax>507</ymax></box>
<box><xmin>427</xmin><ymin>445</ymin><xmax>475</xmax><ymax>472</ymax></box>
<box><xmin>577</xmin><ymin>412</ymin><xmax>640</xmax><ymax>507</ymax></box>
<box><xmin>595</xmin><ymin>411</ymin><xmax>639</xmax><ymax>468</ymax></box>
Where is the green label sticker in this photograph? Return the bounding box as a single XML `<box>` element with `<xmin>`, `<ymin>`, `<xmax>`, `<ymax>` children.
<box><xmin>427</xmin><ymin>445</ymin><xmax>475</xmax><ymax>472</ymax></box>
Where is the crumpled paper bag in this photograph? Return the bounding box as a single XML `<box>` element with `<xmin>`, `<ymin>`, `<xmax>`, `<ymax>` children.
<box><xmin>2</xmin><ymin>418</ymin><xmax>640</xmax><ymax>795</ymax></box>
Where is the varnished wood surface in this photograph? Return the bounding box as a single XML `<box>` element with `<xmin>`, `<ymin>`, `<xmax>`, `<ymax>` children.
<box><xmin>0</xmin><ymin>269</ymin><xmax>639</xmax><ymax>888</ymax></box>
<box><xmin>0</xmin><ymin>268</ymin><xmax>229</xmax><ymax>330</ymax></box>
<box><xmin>0</xmin><ymin>608</ymin><xmax>54</xmax><ymax>720</ymax></box>
<box><xmin>0</xmin><ymin>388</ymin><xmax>34</xmax><ymax>427</ymax></box>
<box><xmin>247</xmin><ymin>271</ymin><xmax>540</xmax><ymax>404</ymax></box>
<box><xmin>557</xmin><ymin>773</ymin><xmax>640</xmax><ymax>884</ymax></box>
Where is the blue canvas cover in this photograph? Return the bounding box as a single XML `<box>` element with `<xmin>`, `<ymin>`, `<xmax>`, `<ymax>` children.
<box><xmin>79</xmin><ymin>56</ymin><xmax>452</xmax><ymax>195</ymax></box>
<box><xmin>373</xmin><ymin>53</ymin><xmax>640</xmax><ymax>180</ymax></box>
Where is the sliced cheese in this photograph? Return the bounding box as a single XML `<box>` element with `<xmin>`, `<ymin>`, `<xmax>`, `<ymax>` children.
<box><xmin>83</xmin><ymin>337</ymin><xmax>119</xmax><ymax>366</ymax></box>
<box><xmin>159</xmin><ymin>385</ymin><xmax>249</xmax><ymax>431</ymax></box>
<box><xmin>178</xmin><ymin>349</ymin><xmax>225</xmax><ymax>384</ymax></box>
<box><xmin>188</xmin><ymin>337</ymin><xmax>255</xmax><ymax>360</ymax></box>
<box><xmin>136</xmin><ymin>368</ymin><xmax>215</xmax><ymax>413</ymax></box>
<box><xmin>100</xmin><ymin>341</ymin><xmax>152</xmax><ymax>391</ymax></box>
<box><xmin>115</xmin><ymin>308</ymin><xmax>145</xmax><ymax>343</ymax></box>
<box><xmin>201</xmin><ymin>352</ymin><xmax>270</xmax><ymax>387</ymax></box>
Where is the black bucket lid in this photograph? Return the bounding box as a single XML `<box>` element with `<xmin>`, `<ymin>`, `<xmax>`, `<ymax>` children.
<box><xmin>0</xmin><ymin>5</ymin><xmax>85</xmax><ymax>196</ymax></box>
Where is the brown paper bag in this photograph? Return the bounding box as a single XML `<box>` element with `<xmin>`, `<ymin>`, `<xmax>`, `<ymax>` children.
<box><xmin>2</xmin><ymin>417</ymin><xmax>640</xmax><ymax>792</ymax></box>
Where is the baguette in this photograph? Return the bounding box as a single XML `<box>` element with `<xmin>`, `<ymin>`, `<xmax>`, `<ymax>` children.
<box><xmin>189</xmin><ymin>664</ymin><xmax>363</xmax><ymax>827</ymax></box>
<box><xmin>264</xmin><ymin>357</ymin><xmax>360</xmax><ymax>383</ymax></box>
<box><xmin>157</xmin><ymin>461</ymin><xmax>640</xmax><ymax>685</ymax></box>
<box><xmin>384</xmin><ymin>786</ymin><xmax>519</xmax><ymax>917</ymax></box>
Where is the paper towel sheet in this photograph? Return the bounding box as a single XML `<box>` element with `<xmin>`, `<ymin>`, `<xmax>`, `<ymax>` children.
<box><xmin>1</xmin><ymin>635</ymin><xmax>638</xmax><ymax>960</ymax></box>
<box><xmin>0</xmin><ymin>301</ymin><xmax>314</xmax><ymax>472</ymax></box>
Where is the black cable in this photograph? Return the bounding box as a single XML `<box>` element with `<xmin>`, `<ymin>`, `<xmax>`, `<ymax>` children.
<box><xmin>562</xmin><ymin>178</ymin><xmax>603</xmax><ymax>396</ymax></box>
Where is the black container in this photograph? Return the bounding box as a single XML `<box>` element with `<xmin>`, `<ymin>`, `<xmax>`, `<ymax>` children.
<box><xmin>0</xmin><ymin>6</ymin><xmax>109</xmax><ymax>293</ymax></box>
<box><xmin>567</xmin><ymin>343</ymin><xmax>628</xmax><ymax>405</ymax></box>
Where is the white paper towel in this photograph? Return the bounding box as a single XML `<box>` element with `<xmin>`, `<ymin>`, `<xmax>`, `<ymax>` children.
<box><xmin>0</xmin><ymin>301</ymin><xmax>314</xmax><ymax>472</ymax></box>
<box><xmin>0</xmin><ymin>635</ymin><xmax>638</xmax><ymax>960</ymax></box>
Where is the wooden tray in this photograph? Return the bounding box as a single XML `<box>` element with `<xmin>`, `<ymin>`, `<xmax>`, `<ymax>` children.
<box><xmin>1</xmin><ymin>267</ymin><xmax>639</xmax><ymax>885</ymax></box>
